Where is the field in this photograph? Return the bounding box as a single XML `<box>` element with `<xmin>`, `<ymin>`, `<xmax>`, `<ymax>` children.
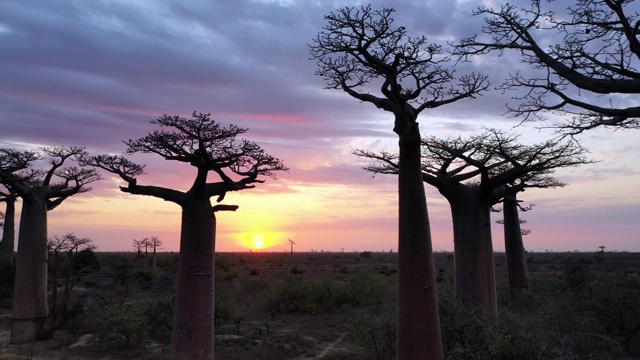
<box><xmin>1</xmin><ymin>250</ymin><xmax>640</xmax><ymax>359</ymax></box>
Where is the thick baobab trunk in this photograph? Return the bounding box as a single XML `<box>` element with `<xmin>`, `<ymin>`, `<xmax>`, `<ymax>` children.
<box><xmin>395</xmin><ymin>118</ymin><xmax>443</xmax><ymax>360</ymax></box>
<box><xmin>449</xmin><ymin>191</ymin><xmax>497</xmax><ymax>320</ymax></box>
<box><xmin>10</xmin><ymin>194</ymin><xmax>49</xmax><ymax>343</ymax></box>
<box><xmin>0</xmin><ymin>196</ymin><xmax>16</xmax><ymax>263</ymax></box>
<box><xmin>503</xmin><ymin>190</ymin><xmax>530</xmax><ymax>300</ymax></box>
<box><xmin>171</xmin><ymin>198</ymin><xmax>216</xmax><ymax>360</ymax></box>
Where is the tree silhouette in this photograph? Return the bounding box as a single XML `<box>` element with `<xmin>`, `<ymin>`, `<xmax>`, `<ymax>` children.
<box><xmin>44</xmin><ymin>233</ymin><xmax>97</xmax><ymax>338</ymax></box>
<box><xmin>0</xmin><ymin>149</ymin><xmax>38</xmax><ymax>264</ymax></box>
<box><xmin>0</xmin><ymin>185</ymin><xmax>18</xmax><ymax>263</ymax></box>
<box><xmin>132</xmin><ymin>238</ymin><xmax>147</xmax><ymax>267</ymax></box>
<box><xmin>85</xmin><ymin>112</ymin><xmax>287</xmax><ymax>360</ymax></box>
<box><xmin>0</xmin><ymin>146</ymin><xmax>100</xmax><ymax>343</ymax></box>
<box><xmin>355</xmin><ymin>129</ymin><xmax>591</xmax><ymax>317</ymax></box>
<box><xmin>455</xmin><ymin>0</ymin><xmax>640</xmax><ymax>135</ymax></box>
<box><xmin>149</xmin><ymin>236</ymin><xmax>163</xmax><ymax>271</ymax></box>
<box><xmin>310</xmin><ymin>5</ymin><xmax>489</xmax><ymax>358</ymax></box>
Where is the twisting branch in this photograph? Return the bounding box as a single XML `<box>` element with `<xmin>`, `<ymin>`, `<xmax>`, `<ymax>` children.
<box><xmin>454</xmin><ymin>0</ymin><xmax>640</xmax><ymax>135</ymax></box>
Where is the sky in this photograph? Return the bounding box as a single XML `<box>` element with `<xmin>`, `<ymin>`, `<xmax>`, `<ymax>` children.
<box><xmin>0</xmin><ymin>0</ymin><xmax>638</xmax><ymax>253</ymax></box>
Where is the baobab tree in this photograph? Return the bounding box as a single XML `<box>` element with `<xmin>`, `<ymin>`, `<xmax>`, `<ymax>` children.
<box><xmin>495</xmin><ymin>197</ymin><xmax>535</xmax><ymax>297</ymax></box>
<box><xmin>45</xmin><ymin>233</ymin><xmax>97</xmax><ymax>338</ymax></box>
<box><xmin>0</xmin><ymin>149</ymin><xmax>38</xmax><ymax>264</ymax></box>
<box><xmin>84</xmin><ymin>112</ymin><xmax>287</xmax><ymax>360</ymax></box>
<box><xmin>132</xmin><ymin>238</ymin><xmax>147</xmax><ymax>267</ymax></box>
<box><xmin>455</xmin><ymin>0</ymin><xmax>640</xmax><ymax>135</ymax></box>
<box><xmin>149</xmin><ymin>236</ymin><xmax>163</xmax><ymax>271</ymax></box>
<box><xmin>0</xmin><ymin>146</ymin><xmax>100</xmax><ymax>343</ymax></box>
<box><xmin>0</xmin><ymin>186</ymin><xmax>17</xmax><ymax>263</ymax></box>
<box><xmin>310</xmin><ymin>6</ymin><xmax>489</xmax><ymax>357</ymax></box>
<box><xmin>355</xmin><ymin>129</ymin><xmax>591</xmax><ymax>318</ymax></box>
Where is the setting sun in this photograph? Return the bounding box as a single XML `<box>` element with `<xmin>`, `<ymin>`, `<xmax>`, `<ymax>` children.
<box><xmin>233</xmin><ymin>231</ymin><xmax>286</xmax><ymax>251</ymax></box>
<box><xmin>251</xmin><ymin>234</ymin><xmax>265</xmax><ymax>249</ymax></box>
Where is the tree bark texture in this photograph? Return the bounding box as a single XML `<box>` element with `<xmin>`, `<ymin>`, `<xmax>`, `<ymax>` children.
<box><xmin>449</xmin><ymin>190</ymin><xmax>498</xmax><ymax>320</ymax></box>
<box><xmin>395</xmin><ymin>116</ymin><xmax>444</xmax><ymax>360</ymax></box>
<box><xmin>10</xmin><ymin>193</ymin><xmax>49</xmax><ymax>343</ymax></box>
<box><xmin>503</xmin><ymin>191</ymin><xmax>530</xmax><ymax>300</ymax></box>
<box><xmin>0</xmin><ymin>196</ymin><xmax>16</xmax><ymax>263</ymax></box>
<box><xmin>171</xmin><ymin>198</ymin><xmax>216</xmax><ymax>360</ymax></box>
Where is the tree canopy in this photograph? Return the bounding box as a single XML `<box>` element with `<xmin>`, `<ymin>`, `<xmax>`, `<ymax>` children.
<box><xmin>85</xmin><ymin>112</ymin><xmax>287</xmax><ymax>207</ymax></box>
<box><xmin>455</xmin><ymin>0</ymin><xmax>640</xmax><ymax>135</ymax></box>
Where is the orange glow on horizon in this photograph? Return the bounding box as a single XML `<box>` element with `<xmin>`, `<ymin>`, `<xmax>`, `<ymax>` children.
<box><xmin>251</xmin><ymin>234</ymin><xmax>265</xmax><ymax>249</ymax></box>
<box><xmin>236</xmin><ymin>231</ymin><xmax>286</xmax><ymax>251</ymax></box>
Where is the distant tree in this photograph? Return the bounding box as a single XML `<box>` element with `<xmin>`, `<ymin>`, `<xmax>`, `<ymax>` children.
<box><xmin>310</xmin><ymin>6</ymin><xmax>489</xmax><ymax>358</ymax></box>
<box><xmin>132</xmin><ymin>238</ymin><xmax>147</xmax><ymax>267</ymax></box>
<box><xmin>44</xmin><ymin>233</ymin><xmax>98</xmax><ymax>338</ymax></box>
<box><xmin>84</xmin><ymin>112</ymin><xmax>287</xmax><ymax>360</ymax></box>
<box><xmin>68</xmin><ymin>235</ymin><xmax>96</xmax><ymax>254</ymax></box>
<box><xmin>149</xmin><ymin>236</ymin><xmax>163</xmax><ymax>271</ymax></box>
<box><xmin>455</xmin><ymin>0</ymin><xmax>640</xmax><ymax>135</ymax></box>
<box><xmin>0</xmin><ymin>146</ymin><xmax>100</xmax><ymax>343</ymax></box>
<box><xmin>495</xmin><ymin>189</ymin><xmax>540</xmax><ymax>300</ymax></box>
<box><xmin>355</xmin><ymin>129</ymin><xmax>592</xmax><ymax>317</ymax></box>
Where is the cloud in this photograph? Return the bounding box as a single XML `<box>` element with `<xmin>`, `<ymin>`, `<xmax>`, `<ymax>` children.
<box><xmin>1</xmin><ymin>0</ymin><xmax>638</xmax><ymax>252</ymax></box>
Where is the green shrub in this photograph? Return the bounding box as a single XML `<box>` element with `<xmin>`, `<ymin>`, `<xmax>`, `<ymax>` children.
<box><xmin>215</xmin><ymin>284</ymin><xmax>240</xmax><ymax>326</ymax></box>
<box><xmin>72</xmin><ymin>248</ymin><xmax>100</xmax><ymax>272</ymax></box>
<box><xmin>349</xmin><ymin>306</ymin><xmax>395</xmax><ymax>360</ymax></box>
<box><xmin>100</xmin><ymin>302</ymin><xmax>147</xmax><ymax>348</ymax></box>
<box><xmin>259</xmin><ymin>272</ymin><xmax>390</xmax><ymax>316</ymax></box>
<box><xmin>145</xmin><ymin>293</ymin><xmax>175</xmax><ymax>341</ymax></box>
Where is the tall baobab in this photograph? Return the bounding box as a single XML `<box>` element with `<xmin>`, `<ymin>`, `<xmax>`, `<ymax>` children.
<box><xmin>355</xmin><ymin>130</ymin><xmax>591</xmax><ymax>318</ymax></box>
<box><xmin>0</xmin><ymin>149</ymin><xmax>37</xmax><ymax>265</ymax></box>
<box><xmin>0</xmin><ymin>146</ymin><xmax>100</xmax><ymax>343</ymax></box>
<box><xmin>84</xmin><ymin>112</ymin><xmax>287</xmax><ymax>360</ymax></box>
<box><xmin>149</xmin><ymin>236</ymin><xmax>163</xmax><ymax>271</ymax></box>
<box><xmin>132</xmin><ymin>238</ymin><xmax>147</xmax><ymax>267</ymax></box>
<box><xmin>0</xmin><ymin>186</ymin><xmax>17</xmax><ymax>263</ymax></box>
<box><xmin>310</xmin><ymin>6</ymin><xmax>488</xmax><ymax>358</ymax></box>
<box><xmin>455</xmin><ymin>0</ymin><xmax>640</xmax><ymax>135</ymax></box>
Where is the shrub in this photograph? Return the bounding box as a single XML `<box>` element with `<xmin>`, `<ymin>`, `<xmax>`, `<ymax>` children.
<box><xmin>349</xmin><ymin>306</ymin><xmax>395</xmax><ymax>360</ymax></box>
<box><xmin>259</xmin><ymin>272</ymin><xmax>390</xmax><ymax>316</ymax></box>
<box><xmin>72</xmin><ymin>248</ymin><xmax>100</xmax><ymax>272</ymax></box>
<box><xmin>100</xmin><ymin>302</ymin><xmax>147</xmax><ymax>348</ymax></box>
<box><xmin>215</xmin><ymin>284</ymin><xmax>240</xmax><ymax>326</ymax></box>
<box><xmin>145</xmin><ymin>293</ymin><xmax>174</xmax><ymax>341</ymax></box>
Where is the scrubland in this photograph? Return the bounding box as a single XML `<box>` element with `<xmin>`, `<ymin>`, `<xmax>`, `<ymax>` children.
<box><xmin>1</xmin><ymin>250</ymin><xmax>639</xmax><ymax>359</ymax></box>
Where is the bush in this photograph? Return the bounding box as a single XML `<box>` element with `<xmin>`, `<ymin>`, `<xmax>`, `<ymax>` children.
<box><xmin>100</xmin><ymin>302</ymin><xmax>147</xmax><ymax>348</ymax></box>
<box><xmin>215</xmin><ymin>284</ymin><xmax>240</xmax><ymax>326</ymax></box>
<box><xmin>339</xmin><ymin>271</ymin><xmax>389</xmax><ymax>307</ymax></box>
<box><xmin>349</xmin><ymin>306</ymin><xmax>395</xmax><ymax>360</ymax></box>
<box><xmin>72</xmin><ymin>248</ymin><xmax>100</xmax><ymax>272</ymax></box>
<box><xmin>259</xmin><ymin>272</ymin><xmax>390</xmax><ymax>316</ymax></box>
<box><xmin>145</xmin><ymin>293</ymin><xmax>175</xmax><ymax>341</ymax></box>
